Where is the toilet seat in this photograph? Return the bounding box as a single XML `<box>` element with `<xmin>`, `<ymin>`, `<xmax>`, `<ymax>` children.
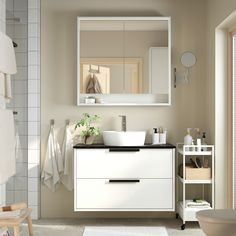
<box><xmin>196</xmin><ymin>209</ymin><xmax>236</xmax><ymax>224</ymax></box>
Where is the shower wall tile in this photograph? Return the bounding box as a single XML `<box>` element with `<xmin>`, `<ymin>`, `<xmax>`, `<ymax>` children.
<box><xmin>14</xmin><ymin>0</ymin><xmax>28</xmax><ymax>11</ymax></box>
<box><xmin>28</xmin><ymin>135</ymin><xmax>40</xmax><ymax>149</ymax></box>
<box><xmin>14</xmin><ymin>190</ymin><xmax>27</xmax><ymax>202</ymax></box>
<box><xmin>28</xmin><ymin>23</ymin><xmax>38</xmax><ymax>37</ymax></box>
<box><xmin>28</xmin><ymin>121</ymin><xmax>40</xmax><ymax>135</ymax></box>
<box><xmin>28</xmin><ymin>37</ymin><xmax>38</xmax><ymax>51</ymax></box>
<box><xmin>28</xmin><ymin>65</ymin><xmax>39</xmax><ymax>79</ymax></box>
<box><xmin>28</xmin><ymin>107</ymin><xmax>40</xmax><ymax>121</ymax></box>
<box><xmin>15</xmin><ymin>38</ymin><xmax>28</xmax><ymax>53</ymax></box>
<box><xmin>28</xmin><ymin>0</ymin><xmax>37</xmax><ymax>9</ymax></box>
<box><xmin>0</xmin><ymin>0</ymin><xmax>6</xmax><ymax>33</ymax></box>
<box><xmin>28</xmin><ymin>93</ymin><xmax>40</xmax><ymax>107</ymax></box>
<box><xmin>28</xmin><ymin>79</ymin><xmax>39</xmax><ymax>93</ymax></box>
<box><xmin>0</xmin><ymin>0</ymin><xmax>5</xmax><ymax>204</ymax></box>
<box><xmin>15</xmin><ymin>52</ymin><xmax>28</xmax><ymax>66</ymax></box>
<box><xmin>28</xmin><ymin>178</ymin><xmax>39</xmax><ymax>192</ymax></box>
<box><xmin>14</xmin><ymin>80</ymin><xmax>28</xmax><ymax>94</ymax></box>
<box><xmin>16</xmin><ymin>163</ymin><xmax>28</xmax><ymax>177</ymax></box>
<box><xmin>28</xmin><ymin>149</ymin><xmax>40</xmax><ymax>164</ymax></box>
<box><xmin>6</xmin><ymin>0</ymin><xmax>28</xmax><ymax>207</ymax></box>
<box><xmin>28</xmin><ymin>163</ymin><xmax>39</xmax><ymax>178</ymax></box>
<box><xmin>28</xmin><ymin>0</ymin><xmax>40</xmax><ymax>220</ymax></box>
<box><xmin>6</xmin><ymin>0</ymin><xmax>13</xmax><ymax>11</ymax></box>
<box><xmin>15</xmin><ymin>67</ymin><xmax>28</xmax><ymax>80</ymax></box>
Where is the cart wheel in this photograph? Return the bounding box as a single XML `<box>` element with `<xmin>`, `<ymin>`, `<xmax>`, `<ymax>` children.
<box><xmin>176</xmin><ymin>213</ymin><xmax>179</xmax><ymax>219</ymax></box>
<box><xmin>181</xmin><ymin>224</ymin><xmax>186</xmax><ymax>230</ymax></box>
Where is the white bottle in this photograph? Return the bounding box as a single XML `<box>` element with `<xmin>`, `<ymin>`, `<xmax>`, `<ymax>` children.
<box><xmin>152</xmin><ymin>128</ymin><xmax>160</xmax><ymax>145</ymax></box>
<box><xmin>195</xmin><ymin>128</ymin><xmax>201</xmax><ymax>152</ymax></box>
<box><xmin>184</xmin><ymin>128</ymin><xmax>192</xmax><ymax>151</ymax></box>
<box><xmin>160</xmin><ymin>129</ymin><xmax>167</xmax><ymax>144</ymax></box>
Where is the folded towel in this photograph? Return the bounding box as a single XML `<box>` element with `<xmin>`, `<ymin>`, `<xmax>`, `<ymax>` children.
<box><xmin>186</xmin><ymin>200</ymin><xmax>211</xmax><ymax>208</ymax></box>
<box><xmin>0</xmin><ymin>210</ymin><xmax>21</xmax><ymax>219</ymax></box>
<box><xmin>0</xmin><ymin>109</ymin><xmax>15</xmax><ymax>184</ymax></box>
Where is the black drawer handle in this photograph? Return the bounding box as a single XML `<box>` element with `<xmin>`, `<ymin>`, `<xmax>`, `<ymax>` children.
<box><xmin>108</xmin><ymin>179</ymin><xmax>140</xmax><ymax>183</ymax></box>
<box><xmin>109</xmin><ymin>148</ymin><xmax>140</xmax><ymax>152</ymax></box>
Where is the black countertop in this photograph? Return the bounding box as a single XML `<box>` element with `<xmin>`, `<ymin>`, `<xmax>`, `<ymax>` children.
<box><xmin>73</xmin><ymin>143</ymin><xmax>175</xmax><ymax>149</ymax></box>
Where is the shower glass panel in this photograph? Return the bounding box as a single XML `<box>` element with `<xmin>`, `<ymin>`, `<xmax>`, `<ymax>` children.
<box><xmin>5</xmin><ymin>0</ymin><xmax>28</xmax><ymax>205</ymax></box>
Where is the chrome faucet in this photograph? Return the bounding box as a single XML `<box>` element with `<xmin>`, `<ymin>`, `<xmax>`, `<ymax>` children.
<box><xmin>119</xmin><ymin>115</ymin><xmax>126</xmax><ymax>132</ymax></box>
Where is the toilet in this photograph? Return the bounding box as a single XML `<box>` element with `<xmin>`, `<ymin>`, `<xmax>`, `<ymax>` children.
<box><xmin>196</xmin><ymin>209</ymin><xmax>236</xmax><ymax>236</ymax></box>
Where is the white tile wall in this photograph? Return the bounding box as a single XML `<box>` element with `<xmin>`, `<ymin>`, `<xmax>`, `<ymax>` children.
<box><xmin>0</xmin><ymin>0</ymin><xmax>6</xmax><ymax>207</ymax></box>
<box><xmin>28</xmin><ymin>0</ymin><xmax>40</xmax><ymax>219</ymax></box>
<box><xmin>0</xmin><ymin>0</ymin><xmax>6</xmax><ymax>33</ymax></box>
<box><xmin>4</xmin><ymin>0</ymin><xmax>41</xmax><ymax>219</ymax></box>
<box><xmin>6</xmin><ymin>0</ymin><xmax>28</xmax><ymax>210</ymax></box>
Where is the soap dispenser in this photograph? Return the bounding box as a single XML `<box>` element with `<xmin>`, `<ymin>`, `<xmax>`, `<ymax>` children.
<box><xmin>184</xmin><ymin>128</ymin><xmax>192</xmax><ymax>151</ymax></box>
<box><xmin>152</xmin><ymin>128</ymin><xmax>160</xmax><ymax>145</ymax></box>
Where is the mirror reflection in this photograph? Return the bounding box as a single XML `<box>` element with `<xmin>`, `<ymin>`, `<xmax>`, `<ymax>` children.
<box><xmin>80</xmin><ymin>19</ymin><xmax>169</xmax><ymax>95</ymax></box>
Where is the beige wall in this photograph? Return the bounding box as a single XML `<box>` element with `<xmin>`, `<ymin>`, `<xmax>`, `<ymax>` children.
<box><xmin>41</xmin><ymin>0</ymin><xmax>207</xmax><ymax>218</ymax></box>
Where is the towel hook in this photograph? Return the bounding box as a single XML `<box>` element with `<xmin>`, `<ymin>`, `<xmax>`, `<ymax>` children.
<box><xmin>65</xmin><ymin>119</ymin><xmax>70</xmax><ymax>126</ymax></box>
<box><xmin>50</xmin><ymin>119</ymin><xmax>55</xmax><ymax>126</ymax></box>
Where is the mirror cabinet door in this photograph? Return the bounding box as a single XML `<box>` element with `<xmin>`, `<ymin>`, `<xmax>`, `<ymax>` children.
<box><xmin>78</xmin><ymin>17</ymin><xmax>171</xmax><ymax>105</ymax></box>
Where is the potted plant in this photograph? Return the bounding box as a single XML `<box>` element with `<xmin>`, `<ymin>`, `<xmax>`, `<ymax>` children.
<box><xmin>75</xmin><ymin>113</ymin><xmax>101</xmax><ymax>144</ymax></box>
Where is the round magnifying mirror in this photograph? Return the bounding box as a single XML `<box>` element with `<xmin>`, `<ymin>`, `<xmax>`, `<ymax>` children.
<box><xmin>180</xmin><ymin>51</ymin><xmax>197</xmax><ymax>68</ymax></box>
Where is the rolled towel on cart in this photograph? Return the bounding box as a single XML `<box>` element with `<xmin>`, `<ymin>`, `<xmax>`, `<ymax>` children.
<box><xmin>186</xmin><ymin>200</ymin><xmax>211</xmax><ymax>208</ymax></box>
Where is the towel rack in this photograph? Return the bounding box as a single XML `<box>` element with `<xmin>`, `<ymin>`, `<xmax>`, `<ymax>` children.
<box><xmin>50</xmin><ymin>119</ymin><xmax>55</xmax><ymax>126</ymax></box>
<box><xmin>65</xmin><ymin>119</ymin><xmax>70</xmax><ymax>126</ymax></box>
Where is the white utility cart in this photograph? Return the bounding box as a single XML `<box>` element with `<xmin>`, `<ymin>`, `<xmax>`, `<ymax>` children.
<box><xmin>176</xmin><ymin>143</ymin><xmax>215</xmax><ymax>230</ymax></box>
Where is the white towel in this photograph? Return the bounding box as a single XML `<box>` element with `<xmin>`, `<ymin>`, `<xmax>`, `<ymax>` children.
<box><xmin>4</xmin><ymin>74</ymin><xmax>12</xmax><ymax>103</ymax></box>
<box><xmin>0</xmin><ymin>31</ymin><xmax>17</xmax><ymax>75</ymax></box>
<box><xmin>0</xmin><ymin>109</ymin><xmax>15</xmax><ymax>184</ymax></box>
<box><xmin>0</xmin><ymin>210</ymin><xmax>21</xmax><ymax>219</ymax></box>
<box><xmin>61</xmin><ymin>124</ymin><xmax>74</xmax><ymax>191</ymax></box>
<box><xmin>41</xmin><ymin>125</ymin><xmax>64</xmax><ymax>192</ymax></box>
<box><xmin>15</xmin><ymin>120</ymin><xmax>23</xmax><ymax>162</ymax></box>
<box><xmin>0</xmin><ymin>72</ymin><xmax>6</xmax><ymax>108</ymax></box>
<box><xmin>186</xmin><ymin>200</ymin><xmax>211</xmax><ymax>208</ymax></box>
<box><xmin>0</xmin><ymin>227</ymin><xmax>7</xmax><ymax>236</ymax></box>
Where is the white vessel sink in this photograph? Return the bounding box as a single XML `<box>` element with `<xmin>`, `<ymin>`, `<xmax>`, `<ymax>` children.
<box><xmin>103</xmin><ymin>131</ymin><xmax>146</xmax><ymax>146</ymax></box>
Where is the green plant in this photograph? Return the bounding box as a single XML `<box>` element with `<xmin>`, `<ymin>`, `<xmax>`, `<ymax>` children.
<box><xmin>75</xmin><ymin>113</ymin><xmax>101</xmax><ymax>144</ymax></box>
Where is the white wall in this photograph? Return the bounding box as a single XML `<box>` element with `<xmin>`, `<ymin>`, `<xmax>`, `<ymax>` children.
<box><xmin>41</xmin><ymin>0</ymin><xmax>207</xmax><ymax>218</ymax></box>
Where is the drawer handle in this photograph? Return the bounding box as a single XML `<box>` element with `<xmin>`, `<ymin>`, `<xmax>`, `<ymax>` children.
<box><xmin>108</xmin><ymin>179</ymin><xmax>140</xmax><ymax>183</ymax></box>
<box><xmin>109</xmin><ymin>148</ymin><xmax>140</xmax><ymax>152</ymax></box>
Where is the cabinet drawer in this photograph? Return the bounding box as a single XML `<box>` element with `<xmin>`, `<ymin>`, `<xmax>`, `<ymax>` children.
<box><xmin>75</xmin><ymin>149</ymin><xmax>173</xmax><ymax>178</ymax></box>
<box><xmin>75</xmin><ymin>179</ymin><xmax>173</xmax><ymax>210</ymax></box>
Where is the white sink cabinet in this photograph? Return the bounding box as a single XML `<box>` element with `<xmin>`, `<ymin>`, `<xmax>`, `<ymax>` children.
<box><xmin>74</xmin><ymin>145</ymin><xmax>175</xmax><ymax>212</ymax></box>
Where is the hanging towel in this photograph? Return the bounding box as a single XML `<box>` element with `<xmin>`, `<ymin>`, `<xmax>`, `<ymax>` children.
<box><xmin>86</xmin><ymin>74</ymin><xmax>102</xmax><ymax>94</ymax></box>
<box><xmin>0</xmin><ymin>109</ymin><xmax>15</xmax><ymax>184</ymax></box>
<box><xmin>4</xmin><ymin>74</ymin><xmax>12</xmax><ymax>103</ymax></box>
<box><xmin>0</xmin><ymin>32</ymin><xmax>17</xmax><ymax>75</ymax></box>
<box><xmin>61</xmin><ymin>123</ymin><xmax>74</xmax><ymax>191</ymax></box>
<box><xmin>41</xmin><ymin>124</ymin><xmax>64</xmax><ymax>192</ymax></box>
<box><xmin>15</xmin><ymin>120</ymin><xmax>23</xmax><ymax>162</ymax></box>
